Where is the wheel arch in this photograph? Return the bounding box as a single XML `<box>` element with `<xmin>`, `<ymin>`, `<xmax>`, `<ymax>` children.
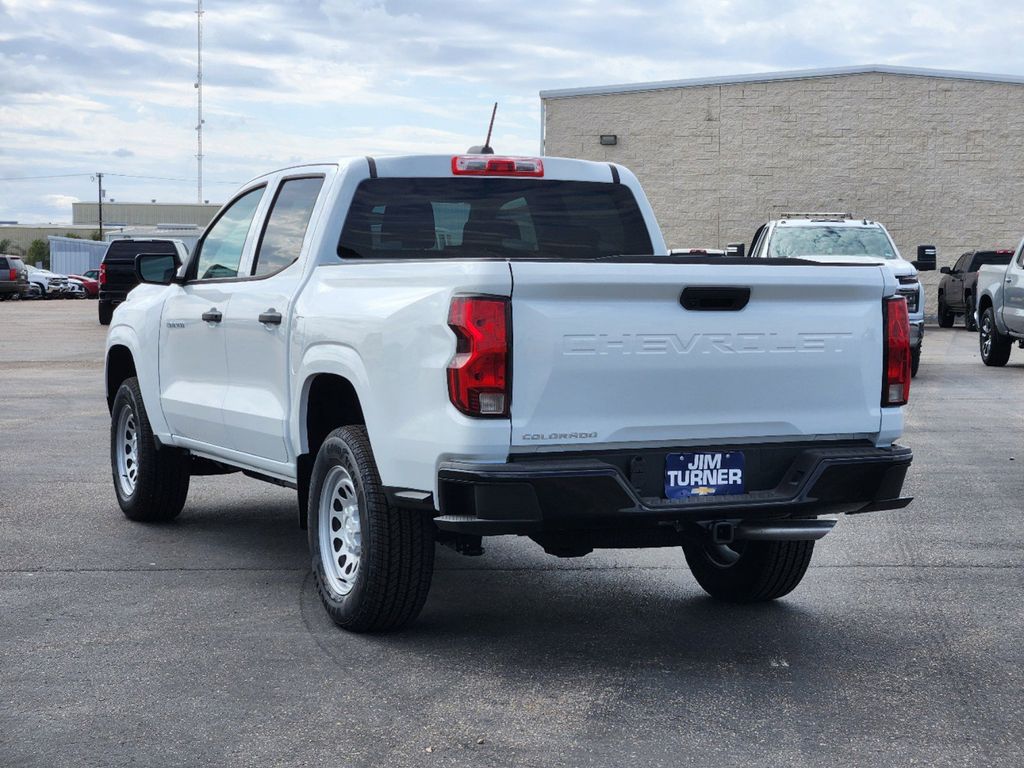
<box><xmin>106</xmin><ymin>344</ymin><xmax>138</xmax><ymax>413</ymax></box>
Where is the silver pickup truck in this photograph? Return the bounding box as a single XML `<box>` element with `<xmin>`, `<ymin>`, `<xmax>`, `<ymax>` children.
<box><xmin>976</xmin><ymin>238</ymin><xmax>1024</xmax><ymax>366</ymax></box>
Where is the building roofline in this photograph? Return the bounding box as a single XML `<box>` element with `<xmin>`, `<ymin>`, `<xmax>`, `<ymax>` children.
<box><xmin>539</xmin><ymin>64</ymin><xmax>1024</xmax><ymax>100</ymax></box>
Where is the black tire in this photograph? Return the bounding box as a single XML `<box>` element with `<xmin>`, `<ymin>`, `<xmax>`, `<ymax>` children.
<box><xmin>979</xmin><ymin>306</ymin><xmax>1012</xmax><ymax>367</ymax></box>
<box><xmin>110</xmin><ymin>377</ymin><xmax>190</xmax><ymax>522</ymax></box>
<box><xmin>964</xmin><ymin>296</ymin><xmax>978</xmax><ymax>331</ymax></box>
<box><xmin>911</xmin><ymin>346</ymin><xmax>921</xmax><ymax>378</ymax></box>
<box><xmin>936</xmin><ymin>294</ymin><xmax>955</xmax><ymax>327</ymax></box>
<box><xmin>308</xmin><ymin>425</ymin><xmax>435</xmax><ymax>632</ymax></box>
<box><xmin>98</xmin><ymin>300</ymin><xmax>113</xmax><ymax>325</ymax></box>
<box><xmin>683</xmin><ymin>537</ymin><xmax>814</xmax><ymax>602</ymax></box>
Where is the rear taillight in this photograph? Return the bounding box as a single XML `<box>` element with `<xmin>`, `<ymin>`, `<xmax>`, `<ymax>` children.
<box><xmin>99</xmin><ymin>262</ymin><xmax>107</xmax><ymax>285</ymax></box>
<box><xmin>7</xmin><ymin>269</ymin><xmax>15</xmax><ymax>281</ymax></box>
<box><xmin>447</xmin><ymin>296</ymin><xmax>511</xmax><ymax>417</ymax></box>
<box><xmin>882</xmin><ymin>296</ymin><xmax>911</xmax><ymax>406</ymax></box>
<box><xmin>451</xmin><ymin>156</ymin><xmax>543</xmax><ymax>177</ymax></box>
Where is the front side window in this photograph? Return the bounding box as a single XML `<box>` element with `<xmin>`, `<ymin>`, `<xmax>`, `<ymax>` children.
<box><xmin>193</xmin><ymin>187</ymin><xmax>265</xmax><ymax>280</ymax></box>
<box><xmin>337</xmin><ymin>178</ymin><xmax>652</xmax><ymax>260</ymax></box>
<box><xmin>767</xmin><ymin>226</ymin><xmax>898</xmax><ymax>260</ymax></box>
<box><xmin>252</xmin><ymin>177</ymin><xmax>324</xmax><ymax>276</ymax></box>
<box><xmin>954</xmin><ymin>253</ymin><xmax>970</xmax><ymax>272</ymax></box>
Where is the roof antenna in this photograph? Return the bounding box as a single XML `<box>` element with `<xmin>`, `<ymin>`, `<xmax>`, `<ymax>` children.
<box><xmin>468</xmin><ymin>102</ymin><xmax>497</xmax><ymax>154</ymax></box>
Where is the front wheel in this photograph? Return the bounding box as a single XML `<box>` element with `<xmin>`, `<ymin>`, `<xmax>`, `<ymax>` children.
<box><xmin>308</xmin><ymin>425</ymin><xmax>435</xmax><ymax>632</ymax></box>
<box><xmin>979</xmin><ymin>306</ymin><xmax>1012</xmax><ymax>367</ymax></box>
<box><xmin>683</xmin><ymin>537</ymin><xmax>814</xmax><ymax>602</ymax></box>
<box><xmin>911</xmin><ymin>346</ymin><xmax>921</xmax><ymax>377</ymax></box>
<box><xmin>110</xmin><ymin>377</ymin><xmax>190</xmax><ymax>521</ymax></box>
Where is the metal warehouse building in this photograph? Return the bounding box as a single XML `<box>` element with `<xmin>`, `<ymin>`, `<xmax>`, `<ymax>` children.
<box><xmin>540</xmin><ymin>65</ymin><xmax>1024</xmax><ymax>298</ymax></box>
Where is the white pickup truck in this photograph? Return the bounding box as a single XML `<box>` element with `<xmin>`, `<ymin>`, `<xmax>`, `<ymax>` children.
<box><xmin>106</xmin><ymin>154</ymin><xmax>914</xmax><ymax>632</ymax></box>
<box><xmin>976</xmin><ymin>237</ymin><xmax>1024</xmax><ymax>366</ymax></box>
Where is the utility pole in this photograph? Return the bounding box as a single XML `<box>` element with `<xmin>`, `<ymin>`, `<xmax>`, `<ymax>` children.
<box><xmin>96</xmin><ymin>172</ymin><xmax>104</xmax><ymax>239</ymax></box>
<box><xmin>195</xmin><ymin>0</ymin><xmax>204</xmax><ymax>204</ymax></box>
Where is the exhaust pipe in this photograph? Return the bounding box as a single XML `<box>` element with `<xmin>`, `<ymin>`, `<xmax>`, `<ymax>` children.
<box><xmin>734</xmin><ymin>519</ymin><xmax>835</xmax><ymax>541</ymax></box>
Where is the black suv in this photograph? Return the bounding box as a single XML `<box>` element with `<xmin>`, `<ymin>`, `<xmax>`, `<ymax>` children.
<box><xmin>937</xmin><ymin>249</ymin><xmax>1014</xmax><ymax>330</ymax></box>
<box><xmin>98</xmin><ymin>239</ymin><xmax>186</xmax><ymax>325</ymax></box>
<box><xmin>0</xmin><ymin>255</ymin><xmax>30</xmax><ymax>300</ymax></box>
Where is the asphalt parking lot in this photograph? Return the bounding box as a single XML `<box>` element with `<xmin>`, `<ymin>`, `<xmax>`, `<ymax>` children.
<box><xmin>1</xmin><ymin>299</ymin><xmax>1022</xmax><ymax>768</ymax></box>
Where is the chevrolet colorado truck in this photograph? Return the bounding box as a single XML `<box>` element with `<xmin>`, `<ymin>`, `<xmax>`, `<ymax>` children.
<box><xmin>105</xmin><ymin>155</ymin><xmax>914</xmax><ymax>632</ymax></box>
<box><xmin>976</xmin><ymin>237</ymin><xmax>1024</xmax><ymax>366</ymax></box>
<box><xmin>740</xmin><ymin>214</ymin><xmax>934</xmax><ymax>376</ymax></box>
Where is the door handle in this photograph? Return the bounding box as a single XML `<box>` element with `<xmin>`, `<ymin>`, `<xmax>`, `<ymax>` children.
<box><xmin>1006</xmin><ymin>278</ymin><xmax>1013</xmax><ymax>284</ymax></box>
<box><xmin>258</xmin><ymin>309</ymin><xmax>283</xmax><ymax>325</ymax></box>
<box><xmin>201</xmin><ymin>309</ymin><xmax>223</xmax><ymax>323</ymax></box>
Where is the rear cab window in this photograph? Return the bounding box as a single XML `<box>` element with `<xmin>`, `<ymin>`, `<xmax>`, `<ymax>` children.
<box><xmin>969</xmin><ymin>251</ymin><xmax>1013</xmax><ymax>272</ymax></box>
<box><xmin>252</xmin><ymin>176</ymin><xmax>324</xmax><ymax>277</ymax></box>
<box><xmin>337</xmin><ymin>178</ymin><xmax>653</xmax><ymax>260</ymax></box>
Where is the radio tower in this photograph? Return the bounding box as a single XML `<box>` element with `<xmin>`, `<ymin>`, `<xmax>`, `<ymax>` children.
<box><xmin>195</xmin><ymin>0</ymin><xmax>205</xmax><ymax>203</ymax></box>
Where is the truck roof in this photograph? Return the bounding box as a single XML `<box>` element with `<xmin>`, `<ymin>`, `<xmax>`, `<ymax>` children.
<box><xmin>243</xmin><ymin>154</ymin><xmax>629</xmax><ymax>186</ymax></box>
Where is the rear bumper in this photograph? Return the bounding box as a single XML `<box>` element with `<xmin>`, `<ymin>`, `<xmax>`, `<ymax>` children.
<box><xmin>98</xmin><ymin>289</ymin><xmax>129</xmax><ymax>304</ymax></box>
<box><xmin>434</xmin><ymin>443</ymin><xmax>913</xmax><ymax>535</ymax></box>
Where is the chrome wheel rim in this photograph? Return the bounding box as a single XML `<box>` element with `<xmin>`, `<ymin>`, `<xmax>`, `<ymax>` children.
<box><xmin>115</xmin><ymin>404</ymin><xmax>139</xmax><ymax>497</ymax></box>
<box><xmin>980</xmin><ymin>312</ymin><xmax>993</xmax><ymax>358</ymax></box>
<box><xmin>318</xmin><ymin>465</ymin><xmax>362</xmax><ymax>596</ymax></box>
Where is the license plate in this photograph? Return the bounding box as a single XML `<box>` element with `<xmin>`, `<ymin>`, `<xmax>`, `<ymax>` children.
<box><xmin>665</xmin><ymin>452</ymin><xmax>745</xmax><ymax>499</ymax></box>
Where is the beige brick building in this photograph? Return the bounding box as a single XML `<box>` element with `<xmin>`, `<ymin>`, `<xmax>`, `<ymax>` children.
<box><xmin>541</xmin><ymin>65</ymin><xmax>1024</xmax><ymax>303</ymax></box>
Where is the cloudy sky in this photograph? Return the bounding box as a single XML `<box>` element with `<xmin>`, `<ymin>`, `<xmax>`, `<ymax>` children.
<box><xmin>3</xmin><ymin>0</ymin><xmax>1024</xmax><ymax>222</ymax></box>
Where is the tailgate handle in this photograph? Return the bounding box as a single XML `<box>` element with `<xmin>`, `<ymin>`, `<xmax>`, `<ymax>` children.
<box><xmin>680</xmin><ymin>286</ymin><xmax>750</xmax><ymax>311</ymax></box>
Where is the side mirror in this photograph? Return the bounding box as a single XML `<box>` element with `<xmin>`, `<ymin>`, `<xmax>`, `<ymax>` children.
<box><xmin>135</xmin><ymin>253</ymin><xmax>181</xmax><ymax>285</ymax></box>
<box><xmin>913</xmin><ymin>245</ymin><xmax>936</xmax><ymax>271</ymax></box>
<box><xmin>726</xmin><ymin>243</ymin><xmax>746</xmax><ymax>258</ymax></box>
<box><xmin>940</xmin><ymin>266</ymin><xmax>951</xmax><ymax>275</ymax></box>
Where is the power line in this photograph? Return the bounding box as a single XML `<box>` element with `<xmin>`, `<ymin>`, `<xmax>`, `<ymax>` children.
<box><xmin>0</xmin><ymin>172</ymin><xmax>241</xmax><ymax>185</ymax></box>
<box><xmin>0</xmin><ymin>173</ymin><xmax>92</xmax><ymax>181</ymax></box>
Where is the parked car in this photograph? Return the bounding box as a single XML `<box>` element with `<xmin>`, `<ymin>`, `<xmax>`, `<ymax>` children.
<box><xmin>25</xmin><ymin>265</ymin><xmax>70</xmax><ymax>298</ymax></box>
<box><xmin>105</xmin><ymin>154</ymin><xmax>914</xmax><ymax>632</ymax></box>
<box><xmin>0</xmin><ymin>255</ymin><xmax>30</xmax><ymax>300</ymax></box>
<box><xmin>68</xmin><ymin>274</ymin><xmax>99</xmax><ymax>298</ymax></box>
<box><xmin>738</xmin><ymin>213</ymin><xmax>935</xmax><ymax>376</ymax></box>
<box><xmin>66</xmin><ymin>278</ymin><xmax>88</xmax><ymax>299</ymax></box>
<box><xmin>98</xmin><ymin>238</ymin><xmax>189</xmax><ymax>324</ymax></box>
<box><xmin>976</xmin><ymin>238</ymin><xmax>1024</xmax><ymax>365</ymax></box>
<box><xmin>81</xmin><ymin>268</ymin><xmax>99</xmax><ymax>281</ymax></box>
<box><xmin>937</xmin><ymin>249</ymin><xmax>1014</xmax><ymax>331</ymax></box>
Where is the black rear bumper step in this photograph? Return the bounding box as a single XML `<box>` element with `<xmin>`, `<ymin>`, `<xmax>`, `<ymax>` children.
<box><xmin>435</xmin><ymin>443</ymin><xmax>912</xmax><ymax>535</ymax></box>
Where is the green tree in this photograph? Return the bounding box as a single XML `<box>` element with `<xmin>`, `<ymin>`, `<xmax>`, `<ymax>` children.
<box><xmin>0</xmin><ymin>238</ymin><xmax>11</xmax><ymax>254</ymax></box>
<box><xmin>89</xmin><ymin>230</ymin><xmax>102</xmax><ymax>241</ymax></box>
<box><xmin>64</xmin><ymin>232</ymin><xmax>82</xmax><ymax>239</ymax></box>
<box><xmin>27</xmin><ymin>239</ymin><xmax>50</xmax><ymax>269</ymax></box>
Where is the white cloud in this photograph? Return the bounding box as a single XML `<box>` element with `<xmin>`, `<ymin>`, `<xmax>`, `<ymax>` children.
<box><xmin>4</xmin><ymin>0</ymin><xmax>1024</xmax><ymax>220</ymax></box>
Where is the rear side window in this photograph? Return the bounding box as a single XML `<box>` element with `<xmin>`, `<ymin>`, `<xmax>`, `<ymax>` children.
<box><xmin>252</xmin><ymin>177</ymin><xmax>324</xmax><ymax>277</ymax></box>
<box><xmin>338</xmin><ymin>178</ymin><xmax>652</xmax><ymax>260</ymax></box>
<box><xmin>193</xmin><ymin>187</ymin><xmax>265</xmax><ymax>280</ymax></box>
<box><xmin>0</xmin><ymin>257</ymin><xmax>8</xmax><ymax>269</ymax></box>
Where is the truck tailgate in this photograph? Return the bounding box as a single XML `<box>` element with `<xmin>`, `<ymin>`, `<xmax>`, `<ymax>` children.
<box><xmin>509</xmin><ymin>261</ymin><xmax>892</xmax><ymax>450</ymax></box>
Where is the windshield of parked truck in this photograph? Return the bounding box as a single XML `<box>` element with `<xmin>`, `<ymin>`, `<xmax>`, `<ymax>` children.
<box><xmin>338</xmin><ymin>178</ymin><xmax>652</xmax><ymax>260</ymax></box>
<box><xmin>768</xmin><ymin>226</ymin><xmax>898</xmax><ymax>259</ymax></box>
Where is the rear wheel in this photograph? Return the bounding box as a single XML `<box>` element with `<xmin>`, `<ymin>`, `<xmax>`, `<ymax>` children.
<box><xmin>937</xmin><ymin>295</ymin><xmax>955</xmax><ymax>327</ymax></box>
<box><xmin>683</xmin><ymin>537</ymin><xmax>814</xmax><ymax>602</ymax></box>
<box><xmin>979</xmin><ymin>306</ymin><xmax>1012</xmax><ymax>366</ymax></box>
<box><xmin>308</xmin><ymin>425</ymin><xmax>435</xmax><ymax>632</ymax></box>
<box><xmin>110</xmin><ymin>377</ymin><xmax>190</xmax><ymax>521</ymax></box>
<box><xmin>964</xmin><ymin>295</ymin><xmax>978</xmax><ymax>331</ymax></box>
<box><xmin>98</xmin><ymin>300</ymin><xmax>113</xmax><ymax>325</ymax></box>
